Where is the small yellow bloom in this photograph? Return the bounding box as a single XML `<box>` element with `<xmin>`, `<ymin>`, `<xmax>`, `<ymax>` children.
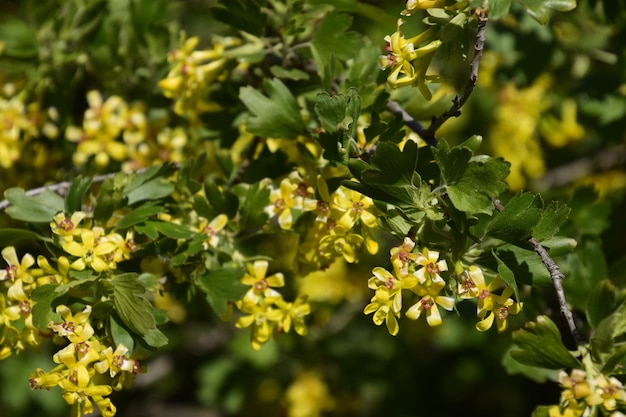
<box><xmin>240</xmin><ymin>260</ymin><xmax>285</xmax><ymax>303</ymax></box>
<box><xmin>405</xmin><ymin>275</ymin><xmax>455</xmax><ymax>327</ymax></box>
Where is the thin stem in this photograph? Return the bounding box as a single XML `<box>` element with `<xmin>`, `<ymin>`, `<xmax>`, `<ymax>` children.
<box><xmin>493</xmin><ymin>199</ymin><xmax>584</xmax><ymax>344</ymax></box>
<box><xmin>0</xmin><ymin>168</ymin><xmax>151</xmax><ymax>211</ymax></box>
<box><xmin>386</xmin><ymin>100</ymin><xmax>435</xmax><ymax>146</ymax></box>
<box><xmin>424</xmin><ymin>12</ymin><xmax>488</xmax><ymax>142</ymax></box>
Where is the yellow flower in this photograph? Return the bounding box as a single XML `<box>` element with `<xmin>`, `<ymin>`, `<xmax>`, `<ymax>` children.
<box><xmin>265</xmin><ymin>172</ymin><xmax>317</xmax><ymax>229</ymax></box>
<box><xmin>390</xmin><ymin>237</ymin><xmax>420</xmax><ymax>277</ymax></box>
<box><xmin>367</xmin><ymin>266</ymin><xmax>417</xmax><ymax>315</ymax></box>
<box><xmin>276</xmin><ymin>295</ymin><xmax>311</xmax><ymax>336</ymax></box>
<box><xmin>240</xmin><ymin>260</ymin><xmax>285</xmax><ymax>303</ymax></box>
<box><xmin>196</xmin><ymin>214</ymin><xmax>228</xmax><ymax>248</ymax></box>
<box><xmin>51</xmin><ymin>212</ymin><xmax>88</xmax><ymax>240</ymax></box>
<box><xmin>235</xmin><ymin>296</ymin><xmax>283</xmax><ymax>350</ymax></box>
<box><xmin>0</xmin><ymin>246</ymin><xmax>36</xmax><ymax>284</ymax></box>
<box><xmin>285</xmin><ymin>371</ymin><xmax>335</xmax><ymax>417</ymax></box>
<box><xmin>413</xmin><ymin>248</ymin><xmax>448</xmax><ymax>285</ymax></box>
<box><xmin>588</xmin><ymin>374</ymin><xmax>626</xmax><ymax>411</ymax></box>
<box><xmin>318</xmin><ymin>224</ymin><xmax>364</xmax><ymax>264</ymax></box>
<box><xmin>364</xmin><ymin>286</ymin><xmax>401</xmax><ymax>335</ymax></box>
<box><xmin>402</xmin><ymin>0</ymin><xmax>451</xmax><ymax>15</ymax></box>
<box><xmin>65</xmin><ymin>91</ymin><xmax>129</xmax><ymax>167</ymax></box>
<box><xmin>405</xmin><ymin>275</ymin><xmax>455</xmax><ymax>327</ymax></box>
<box><xmin>63</xmin><ymin>230</ymin><xmax>118</xmax><ymax>273</ymax></box>
<box><xmin>379</xmin><ymin>20</ymin><xmax>442</xmax><ymax>96</ymax></box>
<box><xmin>464</xmin><ymin>269</ymin><xmax>523</xmax><ymax>332</ymax></box>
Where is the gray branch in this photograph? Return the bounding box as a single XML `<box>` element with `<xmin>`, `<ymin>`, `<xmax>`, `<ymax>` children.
<box><xmin>493</xmin><ymin>199</ymin><xmax>584</xmax><ymax>344</ymax></box>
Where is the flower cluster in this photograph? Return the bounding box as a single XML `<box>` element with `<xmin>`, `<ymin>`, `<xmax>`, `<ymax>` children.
<box><xmin>364</xmin><ymin>238</ymin><xmax>523</xmax><ymax>335</ymax></box>
<box><xmin>378</xmin><ymin>19</ymin><xmax>442</xmax><ymax>97</ymax></box>
<box><xmin>235</xmin><ymin>260</ymin><xmax>311</xmax><ymax>350</ymax></box>
<box><xmin>0</xmin><ymin>247</ymin><xmax>46</xmax><ymax>358</ymax></box>
<box><xmin>29</xmin><ymin>305</ymin><xmax>141</xmax><ymax>417</ymax></box>
<box><xmin>0</xmin><ymin>89</ymin><xmax>59</xmax><ymax>170</ymax></box>
<box><xmin>158</xmin><ymin>33</ymin><xmax>242</xmax><ymax>119</ymax></box>
<box><xmin>51</xmin><ymin>211</ymin><xmax>137</xmax><ymax>273</ymax></box>
<box><xmin>549</xmin><ymin>369</ymin><xmax>626</xmax><ymax>417</ymax></box>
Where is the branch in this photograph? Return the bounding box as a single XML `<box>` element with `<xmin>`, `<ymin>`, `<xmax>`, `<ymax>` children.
<box><xmin>385</xmin><ymin>100</ymin><xmax>435</xmax><ymax>146</ymax></box>
<box><xmin>424</xmin><ymin>12</ymin><xmax>488</xmax><ymax>142</ymax></box>
<box><xmin>493</xmin><ymin>199</ymin><xmax>584</xmax><ymax>344</ymax></box>
<box><xmin>0</xmin><ymin>168</ymin><xmax>152</xmax><ymax>211</ymax></box>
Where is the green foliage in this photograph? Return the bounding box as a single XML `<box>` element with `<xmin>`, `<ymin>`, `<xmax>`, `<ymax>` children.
<box><xmin>239</xmin><ymin>78</ymin><xmax>307</xmax><ymax>139</ymax></box>
<box><xmin>1</xmin><ymin>0</ymin><xmax>625</xmax><ymax>416</ymax></box>
<box><xmin>511</xmin><ymin>315</ymin><xmax>581</xmax><ymax>369</ymax></box>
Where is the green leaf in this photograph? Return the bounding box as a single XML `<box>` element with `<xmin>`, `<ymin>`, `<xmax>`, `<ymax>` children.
<box><xmin>487</xmin><ymin>0</ymin><xmax>512</xmax><ymax>19</ymax></box>
<box><xmin>197</xmin><ymin>268</ymin><xmax>247</xmax><ymax>317</ymax></box>
<box><xmin>307</xmin><ymin>0</ymin><xmax>358</xmax><ymax>9</ymax></box>
<box><xmin>65</xmin><ymin>176</ymin><xmax>93</xmax><ymax>213</ymax></box>
<box><xmin>486</xmin><ymin>193</ymin><xmax>543</xmax><ymax>243</ymax></box>
<box><xmin>239</xmin><ymin>78</ymin><xmax>306</xmax><ymax>139</ymax></box>
<box><xmin>434</xmin><ymin>141</ymin><xmax>509</xmax><ymax>215</ymax></box>
<box><xmin>0</xmin><ymin>17</ymin><xmax>38</xmax><ymax>59</ymax></box>
<box><xmin>114</xmin><ymin>204</ymin><xmax>164</xmax><ymax>230</ymax></box>
<box><xmin>531</xmin><ymin>406</ymin><xmax>551</xmax><ymax>417</ymax></box>
<box><xmin>586</xmin><ymin>281</ymin><xmax>617</xmax><ymax>329</ymax></box>
<box><xmin>30</xmin><ymin>284</ymin><xmax>67</xmax><ymax>332</ymax></box>
<box><xmin>311</xmin><ymin>12</ymin><xmax>363</xmax><ymax>75</ymax></box>
<box><xmin>315</xmin><ymin>91</ymin><xmax>356</xmax><ymax>132</ymax></box>
<box><xmin>517</xmin><ymin>0</ymin><xmax>576</xmax><ymax>24</ymax></box>
<box><xmin>510</xmin><ymin>315</ymin><xmax>581</xmax><ymax>369</ymax></box>
<box><xmin>440</xmin><ymin>12</ymin><xmax>467</xmax><ymax>43</ymax></box>
<box><xmin>141</xmin><ymin>221</ymin><xmax>195</xmax><ymax>239</ymax></box>
<box><xmin>210</xmin><ymin>0</ymin><xmax>267</xmax><ymax>36</ymax></box>
<box><xmin>142</xmin><ymin>328</ymin><xmax>168</xmax><ymax>348</ymax></box>
<box><xmin>0</xmin><ymin>228</ymin><xmax>51</xmax><ymax>246</ymax></box>
<box><xmin>126</xmin><ymin>178</ymin><xmax>175</xmax><ymax>205</ymax></box>
<box><xmin>204</xmin><ymin>182</ymin><xmax>239</xmax><ymax>218</ymax></box>
<box><xmin>492</xmin><ymin>245</ymin><xmax>551</xmax><ymax>286</ymax></box>
<box><xmin>541</xmin><ymin>236</ymin><xmax>577</xmax><ymax>257</ymax></box>
<box><xmin>532</xmin><ymin>200</ymin><xmax>571</xmax><ymax>242</ymax></box>
<box><xmin>494</xmin><ymin>251</ymin><xmax>520</xmax><ymax>301</ymax></box>
<box><xmin>502</xmin><ymin>345</ymin><xmax>557</xmax><ymax>383</ymax></box>
<box><xmin>111</xmin><ymin>273</ymin><xmax>156</xmax><ymax>335</ymax></box>
<box><xmin>171</xmin><ymin>233</ymin><xmax>207</xmax><ymax>267</ymax></box>
<box><xmin>110</xmin><ymin>314</ymin><xmax>135</xmax><ymax>353</ymax></box>
<box><xmin>270</xmin><ymin>66</ymin><xmax>310</xmax><ymax>81</ymax></box>
<box><xmin>4</xmin><ymin>188</ymin><xmax>65</xmax><ymax>223</ymax></box>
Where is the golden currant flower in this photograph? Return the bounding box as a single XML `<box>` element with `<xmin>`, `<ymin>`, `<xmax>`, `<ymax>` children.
<box><xmin>379</xmin><ymin>20</ymin><xmax>442</xmax><ymax>96</ymax></box>
<box><xmin>265</xmin><ymin>172</ymin><xmax>317</xmax><ymax>230</ymax></box>
<box><xmin>467</xmin><ymin>272</ymin><xmax>523</xmax><ymax>333</ymax></box>
<box><xmin>405</xmin><ymin>275</ymin><xmax>455</xmax><ymax>327</ymax></box>
<box><xmin>63</xmin><ymin>230</ymin><xmax>118</xmax><ymax>273</ymax></box>
<box><xmin>413</xmin><ymin>248</ymin><xmax>448</xmax><ymax>285</ymax></box>
<box><xmin>367</xmin><ymin>266</ymin><xmax>417</xmax><ymax>316</ymax></box>
<box><xmin>235</xmin><ymin>296</ymin><xmax>283</xmax><ymax>350</ymax></box>
<box><xmin>196</xmin><ymin>214</ymin><xmax>228</xmax><ymax>249</ymax></box>
<box><xmin>240</xmin><ymin>260</ymin><xmax>285</xmax><ymax>303</ymax></box>
<box><xmin>390</xmin><ymin>237</ymin><xmax>420</xmax><ymax>277</ymax></box>
<box><xmin>275</xmin><ymin>295</ymin><xmax>312</xmax><ymax>336</ymax></box>
<box><xmin>364</xmin><ymin>286</ymin><xmax>401</xmax><ymax>336</ymax></box>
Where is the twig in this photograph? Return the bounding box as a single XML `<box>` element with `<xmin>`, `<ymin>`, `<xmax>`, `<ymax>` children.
<box><xmin>493</xmin><ymin>199</ymin><xmax>584</xmax><ymax>344</ymax></box>
<box><xmin>424</xmin><ymin>11</ymin><xmax>488</xmax><ymax>143</ymax></box>
<box><xmin>385</xmin><ymin>100</ymin><xmax>436</xmax><ymax>146</ymax></box>
<box><xmin>0</xmin><ymin>168</ymin><xmax>151</xmax><ymax>211</ymax></box>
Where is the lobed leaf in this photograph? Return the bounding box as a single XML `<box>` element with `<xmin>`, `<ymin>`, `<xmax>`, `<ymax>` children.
<box><xmin>197</xmin><ymin>267</ymin><xmax>248</xmax><ymax>317</ymax></box>
<box><xmin>510</xmin><ymin>315</ymin><xmax>581</xmax><ymax>369</ymax></box>
<box><xmin>111</xmin><ymin>273</ymin><xmax>156</xmax><ymax>335</ymax></box>
<box><xmin>239</xmin><ymin>78</ymin><xmax>306</xmax><ymax>139</ymax></box>
<box><xmin>4</xmin><ymin>188</ymin><xmax>65</xmax><ymax>223</ymax></box>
